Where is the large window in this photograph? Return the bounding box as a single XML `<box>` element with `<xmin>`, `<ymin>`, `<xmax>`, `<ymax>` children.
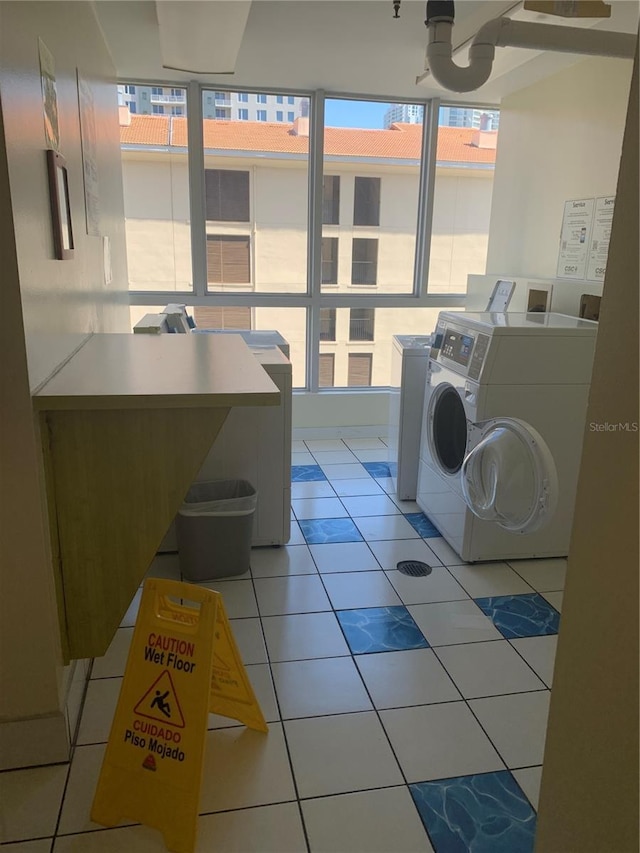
<box><xmin>205</xmin><ymin>170</ymin><xmax>250</xmax><ymax>222</ymax></box>
<box><xmin>354</xmin><ymin>177</ymin><xmax>381</xmax><ymax>226</ymax></box>
<box><xmin>194</xmin><ymin>306</ymin><xmax>251</xmax><ymax>329</ymax></box>
<box><xmin>322</xmin><ymin>176</ymin><xmax>340</xmax><ymax>225</ymax></box>
<box><xmin>319</xmin><ymin>354</ymin><xmax>335</xmax><ymax>387</ymax></box>
<box><xmin>351</xmin><ymin>239</ymin><xmax>378</xmax><ymax>286</ymax></box>
<box><xmin>349</xmin><ymin>308</ymin><xmax>375</xmax><ymax>341</ymax></box>
<box><xmin>320</xmin><ymin>308</ymin><xmax>336</xmax><ymax>341</ymax></box>
<box><xmin>206</xmin><ymin>236</ymin><xmax>251</xmax><ymax>285</ymax></box>
<box><xmin>321</xmin><ymin>238</ymin><xmax>338</xmax><ymax>285</ymax></box>
<box><xmin>348</xmin><ymin>353</ymin><xmax>373</xmax><ymax>387</ymax></box>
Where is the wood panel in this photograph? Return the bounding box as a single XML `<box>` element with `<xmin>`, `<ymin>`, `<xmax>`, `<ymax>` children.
<box><xmin>45</xmin><ymin>406</ymin><xmax>230</xmax><ymax>659</ymax></box>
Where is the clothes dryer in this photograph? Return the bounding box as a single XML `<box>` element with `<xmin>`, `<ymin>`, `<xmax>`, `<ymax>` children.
<box><xmin>417</xmin><ymin>312</ymin><xmax>597</xmax><ymax>562</ymax></box>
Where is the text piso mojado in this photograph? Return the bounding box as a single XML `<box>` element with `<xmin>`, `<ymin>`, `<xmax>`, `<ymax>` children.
<box><xmin>589</xmin><ymin>422</ymin><xmax>638</xmax><ymax>432</ymax></box>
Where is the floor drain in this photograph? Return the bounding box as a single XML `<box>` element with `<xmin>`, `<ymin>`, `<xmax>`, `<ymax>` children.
<box><xmin>397</xmin><ymin>560</ymin><xmax>432</xmax><ymax>577</ymax></box>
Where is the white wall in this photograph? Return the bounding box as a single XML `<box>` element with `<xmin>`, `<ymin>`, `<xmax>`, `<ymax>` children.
<box><xmin>0</xmin><ymin>0</ymin><xmax>129</xmax><ymax>767</ymax></box>
<box><xmin>486</xmin><ymin>56</ymin><xmax>633</xmax><ymax>278</ymax></box>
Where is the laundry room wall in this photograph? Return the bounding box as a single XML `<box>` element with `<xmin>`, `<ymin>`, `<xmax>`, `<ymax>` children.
<box><xmin>486</xmin><ymin>55</ymin><xmax>634</xmax><ymax>278</ymax></box>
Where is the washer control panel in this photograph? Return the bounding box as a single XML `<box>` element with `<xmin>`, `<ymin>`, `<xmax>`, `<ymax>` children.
<box><xmin>433</xmin><ymin>320</ymin><xmax>491</xmax><ymax>380</ymax></box>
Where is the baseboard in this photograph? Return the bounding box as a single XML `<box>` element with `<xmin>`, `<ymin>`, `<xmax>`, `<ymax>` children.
<box><xmin>0</xmin><ymin>712</ymin><xmax>70</xmax><ymax>770</ymax></box>
<box><xmin>293</xmin><ymin>425</ymin><xmax>388</xmax><ymax>441</ymax></box>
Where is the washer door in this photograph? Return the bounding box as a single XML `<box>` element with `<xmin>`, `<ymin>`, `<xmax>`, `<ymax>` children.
<box><xmin>428</xmin><ymin>383</ymin><xmax>468</xmax><ymax>475</ymax></box>
<box><xmin>460</xmin><ymin>418</ymin><xmax>558</xmax><ymax>534</ymax></box>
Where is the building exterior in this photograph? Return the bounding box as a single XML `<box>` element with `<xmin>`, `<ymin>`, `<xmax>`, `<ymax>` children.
<box><xmin>122</xmin><ymin>112</ymin><xmax>497</xmax><ymax>387</ymax></box>
<box><xmin>118</xmin><ymin>84</ymin><xmax>308</xmax><ymax>122</ymax></box>
<box><xmin>383</xmin><ymin>103</ymin><xmax>424</xmax><ymax>126</ymax></box>
<box><xmin>383</xmin><ymin>104</ymin><xmax>500</xmax><ymax>130</ymax></box>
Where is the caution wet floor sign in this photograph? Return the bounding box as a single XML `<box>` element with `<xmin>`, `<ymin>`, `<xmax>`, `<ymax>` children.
<box><xmin>91</xmin><ymin>578</ymin><xmax>267</xmax><ymax>852</ymax></box>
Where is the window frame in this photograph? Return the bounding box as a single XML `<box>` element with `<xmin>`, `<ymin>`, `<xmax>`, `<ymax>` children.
<box><xmin>125</xmin><ymin>84</ymin><xmax>473</xmax><ymax>393</ymax></box>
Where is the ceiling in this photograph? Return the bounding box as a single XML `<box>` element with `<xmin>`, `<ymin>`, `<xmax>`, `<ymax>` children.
<box><xmin>93</xmin><ymin>0</ymin><xmax>639</xmax><ymax>105</ymax></box>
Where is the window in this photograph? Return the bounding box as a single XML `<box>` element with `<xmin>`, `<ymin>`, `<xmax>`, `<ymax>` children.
<box><xmin>204</xmin><ymin>170</ymin><xmax>250</xmax><ymax>222</ymax></box>
<box><xmin>276</xmin><ymin>95</ymin><xmax>284</xmax><ymax>104</ymax></box>
<box><xmin>238</xmin><ymin>92</ymin><xmax>248</xmax><ymax>103</ymax></box>
<box><xmin>151</xmin><ymin>87</ymin><xmax>163</xmax><ymax>96</ymax></box>
<box><xmin>238</xmin><ymin>109</ymin><xmax>248</xmax><ymax>121</ymax></box>
<box><xmin>257</xmin><ymin>110</ymin><xmax>267</xmax><ymax>122</ymax></box>
<box><xmin>256</xmin><ymin>94</ymin><xmax>267</xmax><ymax>104</ymax></box>
<box><xmin>320</xmin><ymin>308</ymin><xmax>336</xmax><ymax>341</ymax></box>
<box><xmin>354</xmin><ymin>177</ymin><xmax>381</xmax><ymax>226</ymax></box>
<box><xmin>321</xmin><ymin>238</ymin><xmax>338</xmax><ymax>285</ymax></box>
<box><xmin>152</xmin><ymin>105</ymin><xmax>164</xmax><ymax>115</ymax></box>
<box><xmin>127</xmin><ymin>101</ymin><xmax>137</xmax><ymax>114</ymax></box>
<box><xmin>347</xmin><ymin>354</ymin><xmax>372</xmax><ymax>387</ymax></box>
<box><xmin>287</xmin><ymin>112</ymin><xmax>295</xmax><ymax>122</ymax></box>
<box><xmin>124</xmin><ymin>84</ymin><xmax>136</xmax><ymax>95</ymax></box>
<box><xmin>349</xmin><ymin>308</ymin><xmax>375</xmax><ymax>341</ymax></box>
<box><xmin>287</xmin><ymin>96</ymin><xmax>295</xmax><ymax>105</ymax></box>
<box><xmin>276</xmin><ymin>111</ymin><xmax>283</xmax><ymax>122</ymax></box>
<box><xmin>206</xmin><ymin>236</ymin><xmax>251</xmax><ymax>284</ymax></box>
<box><xmin>193</xmin><ymin>306</ymin><xmax>251</xmax><ymax>329</ymax></box>
<box><xmin>171</xmin><ymin>88</ymin><xmax>182</xmax><ymax>97</ymax></box>
<box><xmin>322</xmin><ymin>176</ymin><xmax>340</xmax><ymax>225</ymax></box>
<box><xmin>171</xmin><ymin>106</ymin><xmax>183</xmax><ymax>116</ymax></box>
<box><xmin>214</xmin><ymin>92</ymin><xmax>226</xmax><ymax>101</ymax></box>
<box><xmin>351</xmin><ymin>239</ymin><xmax>378</xmax><ymax>285</ymax></box>
<box><xmin>319</xmin><ymin>354</ymin><xmax>335</xmax><ymax>387</ymax></box>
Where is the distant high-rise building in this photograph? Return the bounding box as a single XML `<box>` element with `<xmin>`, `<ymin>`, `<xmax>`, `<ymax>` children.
<box><xmin>382</xmin><ymin>103</ymin><xmax>500</xmax><ymax>131</ymax></box>
<box><xmin>383</xmin><ymin>103</ymin><xmax>424</xmax><ymax>127</ymax></box>
<box><xmin>117</xmin><ymin>85</ymin><xmax>308</xmax><ymax>123</ymax></box>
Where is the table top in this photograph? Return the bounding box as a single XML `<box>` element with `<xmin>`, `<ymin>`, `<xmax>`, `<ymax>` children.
<box><xmin>34</xmin><ymin>333</ymin><xmax>281</xmax><ymax>411</ymax></box>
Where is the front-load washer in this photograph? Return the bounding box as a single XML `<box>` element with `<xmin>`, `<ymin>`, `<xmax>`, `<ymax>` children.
<box><xmin>417</xmin><ymin>311</ymin><xmax>598</xmax><ymax>562</ymax></box>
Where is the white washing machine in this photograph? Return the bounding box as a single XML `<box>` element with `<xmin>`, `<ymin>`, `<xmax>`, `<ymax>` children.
<box><xmin>417</xmin><ymin>311</ymin><xmax>598</xmax><ymax>562</ymax></box>
<box><xmin>388</xmin><ymin>335</ymin><xmax>433</xmax><ymax>500</ymax></box>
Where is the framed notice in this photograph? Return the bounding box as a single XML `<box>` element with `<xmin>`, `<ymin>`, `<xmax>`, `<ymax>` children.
<box><xmin>586</xmin><ymin>196</ymin><xmax>615</xmax><ymax>282</ymax></box>
<box><xmin>556</xmin><ymin>198</ymin><xmax>594</xmax><ymax>279</ymax></box>
<box><xmin>39</xmin><ymin>38</ymin><xmax>59</xmax><ymax>151</ymax></box>
<box><xmin>47</xmin><ymin>149</ymin><xmax>74</xmax><ymax>260</ymax></box>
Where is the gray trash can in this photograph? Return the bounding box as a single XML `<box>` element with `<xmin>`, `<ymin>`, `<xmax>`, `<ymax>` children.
<box><xmin>176</xmin><ymin>480</ymin><xmax>257</xmax><ymax>581</ymax></box>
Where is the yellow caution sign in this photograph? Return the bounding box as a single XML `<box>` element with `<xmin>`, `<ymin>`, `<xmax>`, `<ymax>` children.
<box><xmin>91</xmin><ymin>578</ymin><xmax>267</xmax><ymax>853</ymax></box>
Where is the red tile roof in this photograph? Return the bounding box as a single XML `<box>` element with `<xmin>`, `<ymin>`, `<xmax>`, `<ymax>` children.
<box><xmin>121</xmin><ymin>115</ymin><xmax>496</xmax><ymax>165</ymax></box>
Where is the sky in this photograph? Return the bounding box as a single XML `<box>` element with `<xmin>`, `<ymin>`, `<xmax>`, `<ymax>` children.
<box><xmin>324</xmin><ymin>99</ymin><xmax>395</xmax><ymax>129</ymax></box>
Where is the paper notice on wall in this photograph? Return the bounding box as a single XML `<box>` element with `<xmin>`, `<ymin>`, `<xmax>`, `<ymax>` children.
<box><xmin>39</xmin><ymin>38</ymin><xmax>59</xmax><ymax>150</ymax></box>
<box><xmin>77</xmin><ymin>72</ymin><xmax>101</xmax><ymax>236</ymax></box>
<box><xmin>556</xmin><ymin>198</ymin><xmax>594</xmax><ymax>279</ymax></box>
<box><xmin>586</xmin><ymin>196</ymin><xmax>615</xmax><ymax>282</ymax></box>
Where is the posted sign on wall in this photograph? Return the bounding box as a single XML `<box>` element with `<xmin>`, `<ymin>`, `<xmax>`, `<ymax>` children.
<box><xmin>557</xmin><ymin>196</ymin><xmax>615</xmax><ymax>282</ymax></box>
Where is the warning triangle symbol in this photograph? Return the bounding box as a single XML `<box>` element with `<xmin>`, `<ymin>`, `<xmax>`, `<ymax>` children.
<box><xmin>133</xmin><ymin>669</ymin><xmax>185</xmax><ymax>729</ymax></box>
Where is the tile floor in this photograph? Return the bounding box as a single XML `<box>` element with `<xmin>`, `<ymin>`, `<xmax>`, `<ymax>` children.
<box><xmin>1</xmin><ymin>436</ymin><xmax>566</xmax><ymax>852</ymax></box>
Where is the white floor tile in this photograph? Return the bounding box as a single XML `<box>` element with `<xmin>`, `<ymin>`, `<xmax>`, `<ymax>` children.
<box><xmin>380</xmin><ymin>703</ymin><xmax>504</xmax><ymax>783</ymax></box>
<box><xmin>510</xmin><ymin>635</ymin><xmax>558</xmax><ymax>688</ymax></box>
<box><xmin>310</xmin><ymin>450</ymin><xmax>358</xmax><ymax>465</ymax></box>
<box><xmin>199</xmin><ymin>724</ymin><xmax>296</xmax><ymax>813</ymax></box>
<box><xmin>120</xmin><ymin>588</ymin><xmax>142</xmax><ymax>627</ymax></box>
<box><xmin>389</xmin><ymin>496</ymin><xmax>421</xmax><ymax>513</ymax></box>
<box><xmin>408</xmin><ymin>600</ymin><xmax>502</xmax><ymax>646</ymax></box>
<box><xmin>195</xmin><ymin>803</ymin><xmax>307</xmax><ymax>852</ymax></box>
<box><xmin>77</xmin><ymin>678</ymin><xmax>121</xmax><ymax>745</ymax></box>
<box><xmin>322</xmin><ymin>463</ymin><xmax>370</xmax><ymax>480</ymax></box>
<box><xmin>54</xmin><ymin>826</ymin><xmax>172</xmax><ymax>852</ymax></box>
<box><xmin>291</xmin><ymin>440</ymin><xmax>307</xmax><ymax>452</ymax></box>
<box><xmin>228</xmin><ymin>618</ymin><xmax>268</xmax><ymax>665</ymax></box>
<box><xmin>291</xmin><ymin>451</ymin><xmax>316</xmax><ymax>465</ymax></box>
<box><xmin>291</xmin><ymin>497</ymin><xmax>348</xmax><ymax>520</ymax></box>
<box><xmin>145</xmin><ymin>553</ymin><xmax>181</xmax><ymax>581</ymax></box>
<box><xmin>303</xmin><ymin>786</ymin><xmax>434</xmax><ymax>853</ymax></box>
<box><xmin>343</xmin><ymin>438</ymin><xmax>387</xmax><ymax>450</ymax></box>
<box><xmin>57</xmin><ymin>744</ymin><xmax>126</xmax><ymax>835</ymax></box>
<box><xmin>322</xmin><ymin>571</ymin><xmax>401</xmax><ymax>610</ymax></box>
<box><xmin>309</xmin><ymin>542</ymin><xmax>381</xmax><ymax>573</ymax></box>
<box><xmin>208</xmin><ymin>663</ymin><xmax>279</xmax><ymax>729</ymax></box>
<box><xmin>447</xmin><ymin>562</ymin><xmax>535</xmax><ymax>598</ymax></box>
<box><xmin>340</xmin><ymin>494</ymin><xmax>400</xmax><ymax>517</ymax></box>
<box><xmin>4</xmin><ymin>841</ymin><xmax>52</xmax><ymax>853</ymax></box>
<box><xmin>435</xmin><ymin>640</ymin><xmax>546</xmax><ymax>699</ymax></box>
<box><xmin>469</xmin><ymin>690</ymin><xmax>551</xmax><ymax>768</ymax></box>
<box><xmin>91</xmin><ymin>627</ymin><xmax>133</xmax><ymax>679</ymax></box>
<box><xmin>250</xmin><ymin>545</ymin><xmax>318</xmax><ymax>578</ymax></box>
<box><xmin>355</xmin><ymin>649</ymin><xmax>461</xmax><ymax>709</ymax></box>
<box><xmin>285</xmin><ymin>712</ymin><xmax>402</xmax><ymax>798</ymax></box>
<box><xmin>354</xmin><ymin>515</ymin><xmax>420</xmax><ymax>541</ymax></box>
<box><xmin>385</xmin><ymin>567</ymin><xmax>469</xmax><ymax>605</ymax></box>
<box><xmin>330</xmin><ymin>478</ymin><xmax>384</xmax><ymax>497</ymax></box>
<box><xmin>291</xmin><ymin>481</ymin><xmax>336</xmax><ymax>499</ymax></box>
<box><xmin>271</xmin><ymin>658</ymin><xmax>372</xmax><ymax>718</ymax></box>
<box><xmin>350</xmin><ymin>448</ymin><xmax>389</xmax><ymax>463</ymax></box>
<box><xmin>254</xmin><ymin>575</ymin><xmax>331</xmax><ymax>616</ymax></box>
<box><xmin>305</xmin><ymin>439</ymin><xmax>347</xmax><ymax>451</ymax></box>
<box><xmin>507</xmin><ymin>558</ymin><xmax>567</xmax><ymax>592</ymax></box>
<box><xmin>198</xmin><ymin>579</ymin><xmax>258</xmax><ymax>618</ymax></box>
<box><xmin>287</xmin><ymin>522</ymin><xmax>306</xmax><ymax>546</ymax></box>
<box><xmin>426</xmin><ymin>536</ymin><xmax>467</xmax><ymax>566</ymax></box>
<box><xmin>368</xmin><ymin>539</ymin><xmax>444</xmax><ymax>570</ymax></box>
<box><xmin>262</xmin><ymin>612</ymin><xmax>350</xmax><ymax>662</ymax></box>
<box><xmin>375</xmin><ymin>477</ymin><xmax>396</xmax><ymax>494</ymax></box>
<box><xmin>542</xmin><ymin>591</ymin><xmax>563</xmax><ymax>612</ymax></box>
<box><xmin>0</xmin><ymin>763</ymin><xmax>69</xmax><ymax>843</ymax></box>
<box><xmin>512</xmin><ymin>766</ymin><xmax>543</xmax><ymax>810</ymax></box>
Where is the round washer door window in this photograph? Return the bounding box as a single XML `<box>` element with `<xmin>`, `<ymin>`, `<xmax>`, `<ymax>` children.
<box><xmin>429</xmin><ymin>384</ymin><xmax>468</xmax><ymax>474</ymax></box>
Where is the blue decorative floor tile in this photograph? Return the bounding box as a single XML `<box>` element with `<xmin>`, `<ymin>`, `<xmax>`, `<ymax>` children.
<box><xmin>474</xmin><ymin>593</ymin><xmax>560</xmax><ymax>639</ymax></box>
<box><xmin>291</xmin><ymin>464</ymin><xmax>327</xmax><ymax>482</ymax></box>
<box><xmin>388</xmin><ymin>460</ymin><xmax>398</xmax><ymax>478</ymax></box>
<box><xmin>404</xmin><ymin>512</ymin><xmax>440</xmax><ymax>538</ymax></box>
<box><xmin>299</xmin><ymin>517</ymin><xmax>363</xmax><ymax>544</ymax></box>
<box><xmin>363</xmin><ymin>461</ymin><xmax>392</xmax><ymax>479</ymax></box>
<box><xmin>336</xmin><ymin>606</ymin><xmax>429</xmax><ymax>654</ymax></box>
<box><xmin>410</xmin><ymin>771</ymin><xmax>536</xmax><ymax>853</ymax></box>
